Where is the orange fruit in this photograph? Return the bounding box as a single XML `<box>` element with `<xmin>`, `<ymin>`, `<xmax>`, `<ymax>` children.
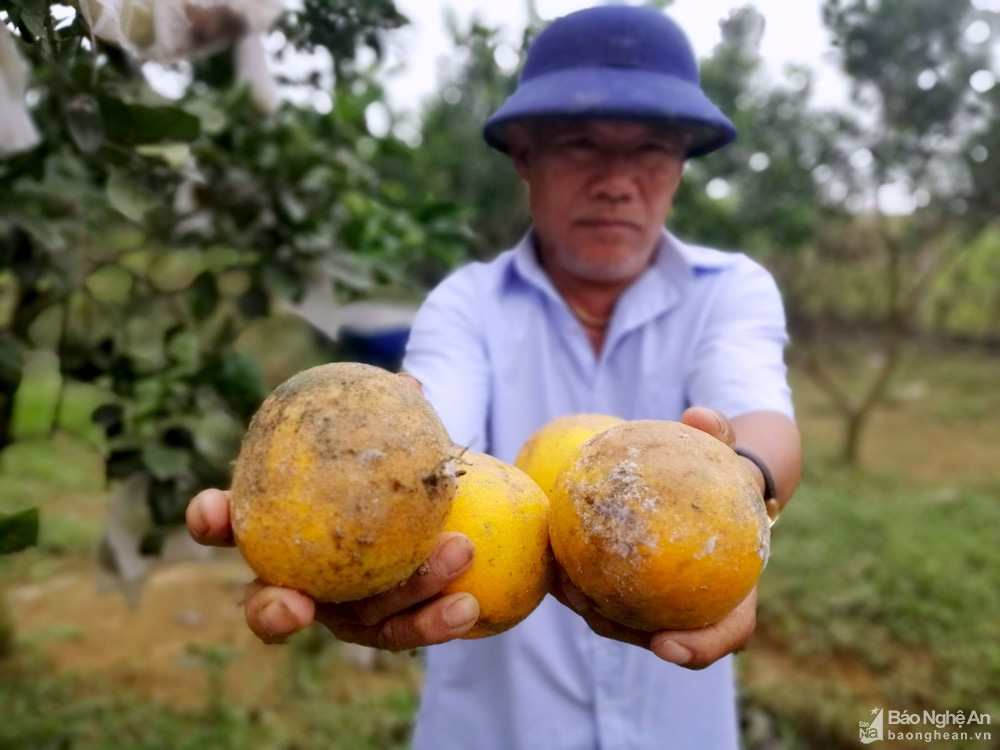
<box><xmin>549</xmin><ymin>420</ymin><xmax>769</xmax><ymax>631</ymax></box>
<box><xmin>441</xmin><ymin>452</ymin><xmax>554</xmax><ymax>638</ymax></box>
<box><xmin>230</xmin><ymin>362</ymin><xmax>458</xmax><ymax>602</ymax></box>
<box><xmin>514</xmin><ymin>413</ymin><xmax>624</xmax><ymax>497</ymax></box>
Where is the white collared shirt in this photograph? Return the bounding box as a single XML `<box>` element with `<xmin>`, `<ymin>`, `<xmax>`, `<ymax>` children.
<box><xmin>403</xmin><ymin>230</ymin><xmax>793</xmax><ymax>750</ymax></box>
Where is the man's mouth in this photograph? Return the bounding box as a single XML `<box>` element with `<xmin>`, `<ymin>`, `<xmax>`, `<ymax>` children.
<box><xmin>575</xmin><ymin>218</ymin><xmax>638</xmax><ymax>230</ymax></box>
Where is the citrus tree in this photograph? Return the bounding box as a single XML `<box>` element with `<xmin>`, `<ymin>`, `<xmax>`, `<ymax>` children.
<box><xmin>0</xmin><ymin>1</ymin><xmax>472</xmax><ymax>551</ymax></box>
<box><xmin>808</xmin><ymin>0</ymin><xmax>1000</xmax><ymax>463</ymax></box>
<box><xmin>672</xmin><ymin>1</ymin><xmax>1000</xmax><ymax>464</ymax></box>
<box><xmin>405</xmin><ymin>14</ymin><xmax>531</xmax><ymax>259</ymax></box>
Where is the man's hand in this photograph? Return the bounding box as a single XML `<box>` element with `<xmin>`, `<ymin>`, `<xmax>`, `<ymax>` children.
<box><xmin>186</xmin><ymin>488</ymin><xmax>480</xmax><ymax>649</ymax></box>
<box><xmin>549</xmin><ymin>405</ymin><xmax>759</xmax><ymax>669</ymax></box>
<box><xmin>551</xmin><ymin>571</ymin><xmax>757</xmax><ymax>669</ymax></box>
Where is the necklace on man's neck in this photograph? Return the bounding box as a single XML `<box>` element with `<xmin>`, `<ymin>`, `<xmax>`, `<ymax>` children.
<box><xmin>566</xmin><ymin>300</ymin><xmax>611</xmax><ymax>330</ymax></box>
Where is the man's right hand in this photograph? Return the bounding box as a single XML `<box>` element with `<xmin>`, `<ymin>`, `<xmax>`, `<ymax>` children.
<box><xmin>186</xmin><ymin>488</ymin><xmax>480</xmax><ymax>649</ymax></box>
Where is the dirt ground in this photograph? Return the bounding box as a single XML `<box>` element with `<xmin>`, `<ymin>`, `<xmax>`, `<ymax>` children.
<box><xmin>4</xmin><ymin>552</ymin><xmax>302</xmax><ymax>709</ymax></box>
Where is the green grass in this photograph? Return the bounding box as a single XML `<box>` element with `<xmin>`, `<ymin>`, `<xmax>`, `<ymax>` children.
<box><xmin>742</xmin><ymin>346</ymin><xmax>1000</xmax><ymax>749</ymax></box>
<box><xmin>0</xmin><ymin>433</ymin><xmax>107</xmax><ymax>584</ymax></box>
<box><xmin>763</xmin><ymin>473</ymin><xmax>1000</xmax><ymax>664</ymax></box>
<box><xmin>0</xmin><ymin>437</ymin><xmax>105</xmax><ymax>495</ymax></box>
<box><xmin>751</xmin><ymin>472</ymin><xmax>1000</xmax><ymax>710</ymax></box>
<box><xmin>0</xmin><ymin>650</ymin><xmax>418</xmax><ymax>750</ymax></box>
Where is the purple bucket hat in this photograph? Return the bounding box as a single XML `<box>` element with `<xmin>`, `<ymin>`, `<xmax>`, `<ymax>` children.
<box><xmin>483</xmin><ymin>5</ymin><xmax>737</xmax><ymax>158</ymax></box>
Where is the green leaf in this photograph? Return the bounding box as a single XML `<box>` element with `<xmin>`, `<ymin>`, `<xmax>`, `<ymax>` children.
<box><xmin>13</xmin><ymin>214</ymin><xmax>66</xmax><ymax>250</ymax></box>
<box><xmin>204</xmin><ymin>351</ymin><xmax>266</xmax><ymax>419</ymax></box>
<box><xmin>181</xmin><ymin>99</ymin><xmax>228</xmax><ymax>135</ymax></box>
<box><xmin>202</xmin><ymin>245</ymin><xmax>245</xmax><ymax>272</ymax></box>
<box><xmin>66</xmin><ymin>96</ymin><xmax>106</xmax><ymax>154</ymax></box>
<box><xmin>0</xmin><ymin>336</ymin><xmax>26</xmax><ymax>390</ymax></box>
<box><xmin>188</xmin><ymin>272</ymin><xmax>219</xmax><ymax>321</ymax></box>
<box><xmin>136</xmin><ymin>144</ymin><xmax>192</xmax><ymax>170</ymax></box>
<box><xmin>0</xmin><ymin>508</ymin><xmax>40</xmax><ymax>555</ymax></box>
<box><xmin>278</xmin><ymin>191</ymin><xmax>308</xmax><ymax>224</ymax></box>
<box><xmin>141</xmin><ymin>444</ymin><xmax>192</xmax><ymax>481</ymax></box>
<box><xmin>263</xmin><ymin>262</ymin><xmax>302</xmax><ymax>302</ymax></box>
<box><xmin>98</xmin><ymin>98</ymin><xmax>200</xmax><ymax>146</ymax></box>
<box><xmin>148</xmin><ymin>249</ymin><xmax>202</xmax><ymax>292</ymax></box>
<box><xmin>7</xmin><ymin>1</ymin><xmax>47</xmax><ymax>40</ymax></box>
<box><xmin>164</xmin><ymin>327</ymin><xmax>199</xmax><ymax>367</ymax></box>
<box><xmin>85</xmin><ymin>264</ymin><xmax>133</xmax><ymax>304</ymax></box>
<box><xmin>107</xmin><ymin>171</ymin><xmax>156</xmax><ymax>223</ymax></box>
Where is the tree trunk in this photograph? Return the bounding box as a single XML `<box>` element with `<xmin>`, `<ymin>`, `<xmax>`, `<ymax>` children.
<box><xmin>842</xmin><ymin>409</ymin><xmax>867</xmax><ymax>465</ymax></box>
<box><xmin>0</xmin><ymin>591</ymin><xmax>14</xmax><ymax>659</ymax></box>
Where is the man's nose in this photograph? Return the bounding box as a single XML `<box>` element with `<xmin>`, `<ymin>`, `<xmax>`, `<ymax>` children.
<box><xmin>589</xmin><ymin>160</ymin><xmax>638</xmax><ymax>203</ymax></box>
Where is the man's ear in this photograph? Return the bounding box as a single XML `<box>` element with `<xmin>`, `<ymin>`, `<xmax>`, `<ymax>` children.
<box><xmin>506</xmin><ymin>123</ymin><xmax>533</xmax><ymax>181</ymax></box>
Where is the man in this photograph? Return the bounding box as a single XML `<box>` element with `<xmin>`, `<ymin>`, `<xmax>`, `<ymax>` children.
<box><xmin>187</xmin><ymin>6</ymin><xmax>801</xmax><ymax>748</ymax></box>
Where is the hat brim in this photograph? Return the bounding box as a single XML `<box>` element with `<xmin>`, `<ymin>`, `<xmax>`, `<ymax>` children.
<box><xmin>483</xmin><ymin>66</ymin><xmax>737</xmax><ymax>159</ymax></box>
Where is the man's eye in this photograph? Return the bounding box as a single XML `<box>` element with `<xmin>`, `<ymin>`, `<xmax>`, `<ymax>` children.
<box><xmin>641</xmin><ymin>142</ymin><xmax>676</xmax><ymax>154</ymax></box>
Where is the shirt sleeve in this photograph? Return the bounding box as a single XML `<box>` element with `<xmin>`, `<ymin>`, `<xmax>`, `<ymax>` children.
<box><xmin>685</xmin><ymin>258</ymin><xmax>795</xmax><ymax>420</ymax></box>
<box><xmin>402</xmin><ymin>268</ymin><xmax>492</xmax><ymax>452</ymax></box>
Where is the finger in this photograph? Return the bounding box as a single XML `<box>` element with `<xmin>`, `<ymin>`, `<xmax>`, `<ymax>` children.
<box><xmin>347</xmin><ymin>532</ymin><xmax>475</xmax><ymax>627</ymax></box>
<box><xmin>244</xmin><ymin>579</ymin><xmax>317</xmax><ymax>645</ymax></box>
<box><xmin>325</xmin><ymin>592</ymin><xmax>480</xmax><ymax>651</ymax></box>
<box><xmin>397</xmin><ymin>372</ymin><xmax>424</xmax><ymax>395</ymax></box>
<box><xmin>680</xmin><ymin>407</ymin><xmax>734</xmax><ymax>448</ymax></box>
<box><xmin>579</xmin><ymin>608</ymin><xmax>652</xmax><ymax>649</ymax></box>
<box><xmin>550</xmin><ymin>567</ymin><xmax>592</xmax><ymax>614</ymax></box>
<box><xmin>650</xmin><ymin>588</ymin><xmax>758</xmax><ymax>669</ymax></box>
<box><xmin>186</xmin><ymin>488</ymin><xmax>235</xmax><ymax>547</ymax></box>
<box><xmin>552</xmin><ymin>570</ymin><xmax>650</xmax><ymax>649</ymax></box>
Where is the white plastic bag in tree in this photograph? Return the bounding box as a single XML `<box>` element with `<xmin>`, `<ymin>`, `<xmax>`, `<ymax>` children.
<box><xmin>83</xmin><ymin>0</ymin><xmax>281</xmax><ymax>61</ymax></box>
<box><xmin>81</xmin><ymin>0</ymin><xmax>283</xmax><ymax>111</ymax></box>
<box><xmin>236</xmin><ymin>34</ymin><xmax>279</xmax><ymax>113</ymax></box>
<box><xmin>0</xmin><ymin>25</ymin><xmax>41</xmax><ymax>155</ymax></box>
<box><xmin>80</xmin><ymin>0</ymin><xmax>154</xmax><ymax>56</ymax></box>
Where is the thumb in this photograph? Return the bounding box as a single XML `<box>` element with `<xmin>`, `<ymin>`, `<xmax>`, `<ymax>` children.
<box><xmin>397</xmin><ymin>372</ymin><xmax>425</xmax><ymax>395</ymax></box>
<box><xmin>650</xmin><ymin>588</ymin><xmax>757</xmax><ymax>669</ymax></box>
<box><xmin>680</xmin><ymin>407</ymin><xmax>734</xmax><ymax>448</ymax></box>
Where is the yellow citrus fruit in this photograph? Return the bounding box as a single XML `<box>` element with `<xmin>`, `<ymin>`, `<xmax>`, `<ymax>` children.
<box><xmin>549</xmin><ymin>420</ymin><xmax>769</xmax><ymax>631</ymax></box>
<box><xmin>230</xmin><ymin>362</ymin><xmax>458</xmax><ymax>603</ymax></box>
<box><xmin>514</xmin><ymin>413</ymin><xmax>624</xmax><ymax>497</ymax></box>
<box><xmin>441</xmin><ymin>452</ymin><xmax>554</xmax><ymax>638</ymax></box>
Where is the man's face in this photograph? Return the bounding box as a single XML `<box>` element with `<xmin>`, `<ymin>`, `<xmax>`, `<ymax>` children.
<box><xmin>509</xmin><ymin>119</ymin><xmax>687</xmax><ymax>286</ymax></box>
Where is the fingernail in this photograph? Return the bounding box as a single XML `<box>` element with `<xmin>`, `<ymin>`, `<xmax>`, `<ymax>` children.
<box><xmin>259</xmin><ymin>599</ymin><xmax>295</xmax><ymax>638</ymax></box>
<box><xmin>436</xmin><ymin>535</ymin><xmax>474</xmax><ymax>576</ymax></box>
<box><xmin>653</xmin><ymin>639</ymin><xmax>692</xmax><ymax>665</ymax></box>
<box><xmin>443</xmin><ymin>595</ymin><xmax>479</xmax><ymax>630</ymax></box>
<box><xmin>711</xmin><ymin>410</ymin><xmax>727</xmax><ymax>436</ymax></box>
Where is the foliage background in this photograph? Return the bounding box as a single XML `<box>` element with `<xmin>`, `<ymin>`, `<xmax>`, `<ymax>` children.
<box><xmin>2</xmin><ymin>1</ymin><xmax>999</xmax><ymax>748</ymax></box>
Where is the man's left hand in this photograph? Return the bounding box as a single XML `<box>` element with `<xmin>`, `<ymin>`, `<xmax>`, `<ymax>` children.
<box><xmin>551</xmin><ymin>573</ymin><xmax>757</xmax><ymax>669</ymax></box>
<box><xmin>548</xmin><ymin>406</ymin><xmax>759</xmax><ymax>669</ymax></box>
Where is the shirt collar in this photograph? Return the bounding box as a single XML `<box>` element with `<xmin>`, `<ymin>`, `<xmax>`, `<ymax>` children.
<box><xmin>509</xmin><ymin>230</ymin><xmax>561</xmax><ymax>305</ymax></box>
